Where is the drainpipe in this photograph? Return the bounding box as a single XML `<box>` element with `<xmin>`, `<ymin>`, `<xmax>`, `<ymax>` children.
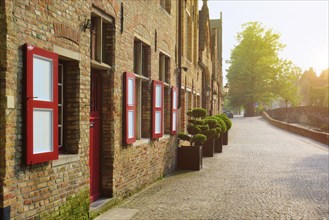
<box><xmin>177</xmin><ymin>0</ymin><xmax>182</xmax><ymax>109</ymax></box>
<box><xmin>210</xmin><ymin>70</ymin><xmax>214</xmax><ymax>115</ymax></box>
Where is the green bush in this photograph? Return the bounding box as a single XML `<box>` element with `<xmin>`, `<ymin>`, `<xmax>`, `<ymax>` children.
<box><xmin>191</xmin><ymin>134</ymin><xmax>207</xmax><ymax>146</ymax></box>
<box><xmin>186</xmin><ymin>110</ymin><xmax>193</xmax><ymax>117</ymax></box>
<box><xmin>178</xmin><ymin>133</ymin><xmax>191</xmax><ymax>142</ymax></box>
<box><xmin>206</xmin><ymin>128</ymin><xmax>218</xmax><ymax>139</ymax></box>
<box><xmin>199</xmin><ymin>125</ymin><xmax>209</xmax><ymax>135</ymax></box>
<box><xmin>188</xmin><ymin>119</ymin><xmax>204</xmax><ymax>125</ymax></box>
<box><xmin>203</xmin><ymin>117</ymin><xmax>219</xmax><ymax>129</ymax></box>
<box><xmin>179</xmin><ymin>108</ymin><xmax>208</xmax><ymax>147</ymax></box>
<box><xmin>214</xmin><ymin>116</ymin><xmax>227</xmax><ymax>132</ymax></box>
<box><xmin>217</xmin><ymin>114</ymin><xmax>232</xmax><ymax>130</ymax></box>
<box><xmin>187</xmin><ymin>124</ymin><xmax>201</xmax><ymax>135</ymax></box>
<box><xmin>191</xmin><ymin>108</ymin><xmax>207</xmax><ymax>119</ymax></box>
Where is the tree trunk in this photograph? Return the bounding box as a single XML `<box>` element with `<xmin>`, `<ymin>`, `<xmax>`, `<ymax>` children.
<box><xmin>244</xmin><ymin>103</ymin><xmax>254</xmax><ymax>117</ymax></box>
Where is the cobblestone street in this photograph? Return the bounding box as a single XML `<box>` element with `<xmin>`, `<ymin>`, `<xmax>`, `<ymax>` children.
<box><xmin>98</xmin><ymin>116</ymin><xmax>329</xmax><ymax>219</ymax></box>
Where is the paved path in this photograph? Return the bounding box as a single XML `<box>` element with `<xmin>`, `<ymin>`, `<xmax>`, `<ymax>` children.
<box><xmin>97</xmin><ymin>116</ymin><xmax>329</xmax><ymax>219</ymax></box>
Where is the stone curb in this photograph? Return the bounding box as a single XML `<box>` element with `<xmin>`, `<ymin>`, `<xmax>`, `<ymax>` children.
<box><xmin>262</xmin><ymin>112</ymin><xmax>329</xmax><ymax>146</ymax></box>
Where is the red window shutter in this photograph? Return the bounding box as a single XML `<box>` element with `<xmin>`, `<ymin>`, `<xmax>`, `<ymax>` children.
<box><xmin>152</xmin><ymin>80</ymin><xmax>164</xmax><ymax>139</ymax></box>
<box><xmin>26</xmin><ymin>44</ymin><xmax>58</xmax><ymax>165</ymax></box>
<box><xmin>124</xmin><ymin>72</ymin><xmax>136</xmax><ymax>144</ymax></box>
<box><xmin>171</xmin><ymin>86</ymin><xmax>178</xmax><ymax>135</ymax></box>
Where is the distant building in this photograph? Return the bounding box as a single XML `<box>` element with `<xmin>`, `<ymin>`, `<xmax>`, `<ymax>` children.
<box><xmin>298</xmin><ymin>68</ymin><xmax>329</xmax><ymax>107</ymax></box>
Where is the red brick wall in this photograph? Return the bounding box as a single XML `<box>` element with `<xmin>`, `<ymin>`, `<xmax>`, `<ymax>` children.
<box><xmin>106</xmin><ymin>0</ymin><xmax>178</xmax><ymax>198</ymax></box>
<box><xmin>0</xmin><ymin>0</ymin><xmax>205</xmax><ymax>218</ymax></box>
<box><xmin>2</xmin><ymin>0</ymin><xmax>91</xmax><ymax>218</ymax></box>
<box><xmin>0</xmin><ymin>0</ymin><xmax>7</xmax><ymax>209</ymax></box>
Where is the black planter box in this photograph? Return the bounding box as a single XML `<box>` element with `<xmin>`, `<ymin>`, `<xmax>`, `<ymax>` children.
<box><xmin>215</xmin><ymin>135</ymin><xmax>223</xmax><ymax>153</ymax></box>
<box><xmin>177</xmin><ymin>145</ymin><xmax>203</xmax><ymax>171</ymax></box>
<box><xmin>223</xmin><ymin>131</ymin><xmax>228</xmax><ymax>145</ymax></box>
<box><xmin>203</xmin><ymin>139</ymin><xmax>214</xmax><ymax>157</ymax></box>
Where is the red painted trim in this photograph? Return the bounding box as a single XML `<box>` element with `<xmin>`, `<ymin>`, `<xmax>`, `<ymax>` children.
<box><xmin>124</xmin><ymin>72</ymin><xmax>136</xmax><ymax>144</ymax></box>
<box><xmin>152</xmin><ymin>80</ymin><xmax>164</xmax><ymax>139</ymax></box>
<box><xmin>171</xmin><ymin>86</ymin><xmax>178</xmax><ymax>135</ymax></box>
<box><xmin>26</xmin><ymin>44</ymin><xmax>58</xmax><ymax>165</ymax></box>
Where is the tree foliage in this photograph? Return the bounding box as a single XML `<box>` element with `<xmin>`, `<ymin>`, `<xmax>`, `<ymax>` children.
<box><xmin>226</xmin><ymin>22</ymin><xmax>301</xmax><ymax>116</ymax></box>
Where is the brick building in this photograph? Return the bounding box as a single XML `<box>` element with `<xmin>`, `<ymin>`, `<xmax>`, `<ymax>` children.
<box><xmin>210</xmin><ymin>13</ymin><xmax>224</xmax><ymax>114</ymax></box>
<box><xmin>0</xmin><ymin>0</ymin><xmax>222</xmax><ymax>219</ymax></box>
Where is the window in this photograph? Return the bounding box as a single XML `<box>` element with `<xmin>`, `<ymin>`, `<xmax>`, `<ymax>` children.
<box><xmin>124</xmin><ymin>72</ymin><xmax>136</xmax><ymax>144</ymax></box>
<box><xmin>159</xmin><ymin>53</ymin><xmax>171</xmax><ymax>134</ymax></box>
<box><xmin>160</xmin><ymin>0</ymin><xmax>171</xmax><ymax>14</ymax></box>
<box><xmin>186</xmin><ymin>13</ymin><xmax>192</xmax><ymax>61</ymax></box>
<box><xmin>171</xmin><ymin>87</ymin><xmax>178</xmax><ymax>134</ymax></box>
<box><xmin>133</xmin><ymin>39</ymin><xmax>151</xmax><ymax>140</ymax></box>
<box><xmin>186</xmin><ymin>90</ymin><xmax>192</xmax><ymax>112</ymax></box>
<box><xmin>26</xmin><ymin>44</ymin><xmax>58</xmax><ymax>164</ymax></box>
<box><xmin>152</xmin><ymin>80</ymin><xmax>164</xmax><ymax>139</ymax></box>
<box><xmin>91</xmin><ymin>8</ymin><xmax>115</xmax><ymax>67</ymax></box>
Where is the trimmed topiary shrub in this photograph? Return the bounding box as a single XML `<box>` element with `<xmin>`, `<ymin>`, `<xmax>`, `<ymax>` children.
<box><xmin>191</xmin><ymin>134</ymin><xmax>207</xmax><ymax>146</ymax></box>
<box><xmin>178</xmin><ymin>108</ymin><xmax>208</xmax><ymax>147</ymax></box>
<box><xmin>217</xmin><ymin>114</ymin><xmax>232</xmax><ymax>130</ymax></box>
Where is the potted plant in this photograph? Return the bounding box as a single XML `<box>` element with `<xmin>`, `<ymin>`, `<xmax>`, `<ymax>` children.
<box><xmin>201</xmin><ymin>117</ymin><xmax>219</xmax><ymax>157</ymax></box>
<box><xmin>213</xmin><ymin>116</ymin><xmax>227</xmax><ymax>153</ymax></box>
<box><xmin>217</xmin><ymin>114</ymin><xmax>232</xmax><ymax>145</ymax></box>
<box><xmin>177</xmin><ymin>108</ymin><xmax>207</xmax><ymax>171</ymax></box>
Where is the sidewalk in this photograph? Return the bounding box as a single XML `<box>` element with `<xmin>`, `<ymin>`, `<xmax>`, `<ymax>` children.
<box><xmin>95</xmin><ymin>117</ymin><xmax>329</xmax><ymax>219</ymax></box>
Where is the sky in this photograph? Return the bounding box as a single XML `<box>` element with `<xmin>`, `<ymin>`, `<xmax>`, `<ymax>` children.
<box><xmin>199</xmin><ymin>0</ymin><xmax>329</xmax><ymax>82</ymax></box>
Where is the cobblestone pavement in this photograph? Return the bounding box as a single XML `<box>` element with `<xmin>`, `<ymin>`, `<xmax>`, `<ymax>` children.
<box><xmin>116</xmin><ymin>117</ymin><xmax>329</xmax><ymax>219</ymax></box>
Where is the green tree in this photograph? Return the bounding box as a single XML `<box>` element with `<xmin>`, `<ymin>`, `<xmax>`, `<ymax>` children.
<box><xmin>227</xmin><ymin>22</ymin><xmax>301</xmax><ymax>116</ymax></box>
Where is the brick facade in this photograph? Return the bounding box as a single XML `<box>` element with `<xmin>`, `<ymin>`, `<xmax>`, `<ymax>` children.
<box><xmin>0</xmin><ymin>0</ymin><xmax>221</xmax><ymax>219</ymax></box>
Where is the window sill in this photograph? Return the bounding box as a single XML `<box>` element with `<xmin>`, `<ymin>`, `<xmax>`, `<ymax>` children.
<box><xmin>160</xmin><ymin>134</ymin><xmax>171</xmax><ymax>141</ymax></box>
<box><xmin>160</xmin><ymin>7</ymin><xmax>171</xmax><ymax>16</ymax></box>
<box><xmin>132</xmin><ymin>138</ymin><xmax>151</xmax><ymax>147</ymax></box>
<box><xmin>52</xmin><ymin>154</ymin><xmax>79</xmax><ymax>167</ymax></box>
<box><xmin>91</xmin><ymin>60</ymin><xmax>112</xmax><ymax>70</ymax></box>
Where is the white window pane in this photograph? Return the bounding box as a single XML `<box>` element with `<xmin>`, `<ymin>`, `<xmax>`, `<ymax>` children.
<box><xmin>173</xmin><ymin>90</ymin><xmax>177</xmax><ymax>109</ymax></box>
<box><xmin>128</xmin><ymin>110</ymin><xmax>134</xmax><ymax>138</ymax></box>
<box><xmin>155</xmin><ymin>111</ymin><xmax>161</xmax><ymax>134</ymax></box>
<box><xmin>128</xmin><ymin>78</ymin><xmax>134</xmax><ymax>105</ymax></box>
<box><xmin>173</xmin><ymin>112</ymin><xmax>176</xmax><ymax>131</ymax></box>
<box><xmin>33</xmin><ymin>56</ymin><xmax>53</xmax><ymax>101</ymax></box>
<box><xmin>33</xmin><ymin>109</ymin><xmax>53</xmax><ymax>154</ymax></box>
<box><xmin>156</xmin><ymin>85</ymin><xmax>162</xmax><ymax>107</ymax></box>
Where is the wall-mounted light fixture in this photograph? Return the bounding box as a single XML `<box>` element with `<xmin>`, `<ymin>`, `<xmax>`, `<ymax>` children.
<box><xmin>223</xmin><ymin>83</ymin><xmax>229</xmax><ymax>95</ymax></box>
<box><xmin>204</xmin><ymin>86</ymin><xmax>211</xmax><ymax>97</ymax></box>
<box><xmin>83</xmin><ymin>19</ymin><xmax>91</xmax><ymax>32</ymax></box>
<box><xmin>175</xmin><ymin>66</ymin><xmax>188</xmax><ymax>73</ymax></box>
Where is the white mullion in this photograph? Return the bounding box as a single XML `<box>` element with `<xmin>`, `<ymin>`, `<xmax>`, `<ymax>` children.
<box><xmin>137</xmin><ymin>42</ymin><xmax>143</xmax><ymax>75</ymax></box>
<box><xmin>136</xmin><ymin>79</ymin><xmax>142</xmax><ymax>140</ymax></box>
<box><xmin>96</xmin><ymin>17</ymin><xmax>102</xmax><ymax>62</ymax></box>
<box><xmin>58</xmin><ymin>64</ymin><xmax>64</xmax><ymax>147</ymax></box>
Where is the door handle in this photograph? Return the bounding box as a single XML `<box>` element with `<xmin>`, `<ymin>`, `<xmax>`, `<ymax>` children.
<box><xmin>90</xmin><ymin>123</ymin><xmax>95</xmax><ymax>128</ymax></box>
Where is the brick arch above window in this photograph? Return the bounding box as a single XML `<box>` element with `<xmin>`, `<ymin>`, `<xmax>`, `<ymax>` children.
<box><xmin>134</xmin><ymin>24</ymin><xmax>151</xmax><ymax>43</ymax></box>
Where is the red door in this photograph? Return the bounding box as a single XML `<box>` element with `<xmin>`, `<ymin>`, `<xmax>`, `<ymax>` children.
<box><xmin>90</xmin><ymin>72</ymin><xmax>101</xmax><ymax>202</ymax></box>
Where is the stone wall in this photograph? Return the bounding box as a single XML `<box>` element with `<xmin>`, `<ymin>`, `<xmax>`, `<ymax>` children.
<box><xmin>267</xmin><ymin>107</ymin><xmax>329</xmax><ymax>132</ymax></box>
<box><xmin>263</xmin><ymin>112</ymin><xmax>329</xmax><ymax>146</ymax></box>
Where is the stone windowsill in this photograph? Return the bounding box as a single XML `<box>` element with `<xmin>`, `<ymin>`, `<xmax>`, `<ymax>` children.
<box><xmin>133</xmin><ymin>138</ymin><xmax>151</xmax><ymax>147</ymax></box>
<box><xmin>52</xmin><ymin>154</ymin><xmax>80</xmax><ymax>167</ymax></box>
<box><xmin>132</xmin><ymin>134</ymin><xmax>172</xmax><ymax>147</ymax></box>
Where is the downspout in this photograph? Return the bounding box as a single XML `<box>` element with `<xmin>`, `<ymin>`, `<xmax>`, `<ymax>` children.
<box><xmin>211</xmin><ymin>72</ymin><xmax>214</xmax><ymax>115</ymax></box>
<box><xmin>177</xmin><ymin>0</ymin><xmax>182</xmax><ymax>109</ymax></box>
